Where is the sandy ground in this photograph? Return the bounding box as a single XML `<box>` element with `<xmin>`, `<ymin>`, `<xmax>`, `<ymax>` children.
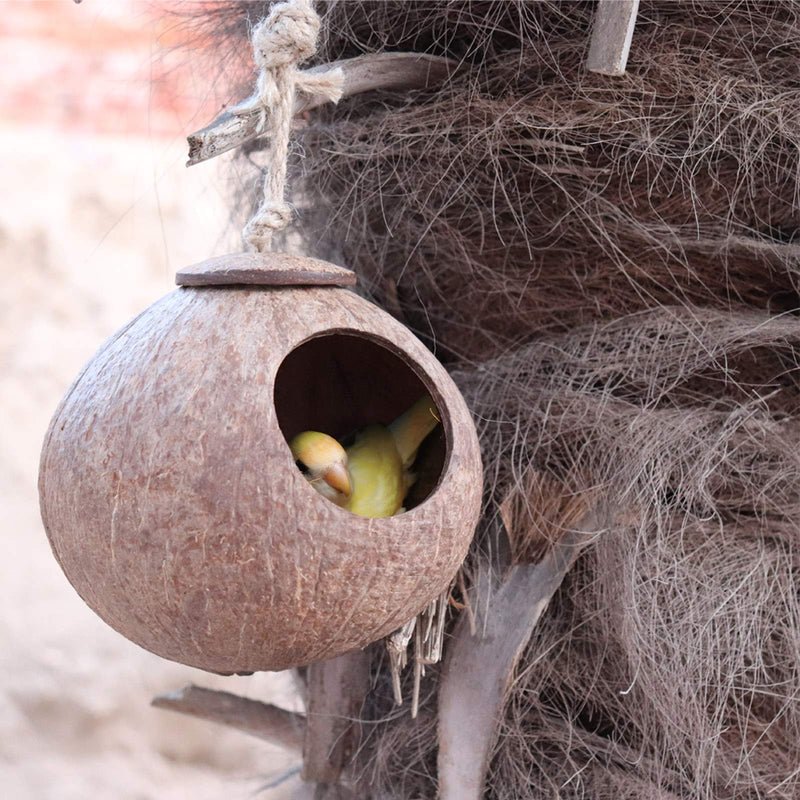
<box><xmin>0</xmin><ymin>124</ymin><xmax>311</xmax><ymax>800</ymax></box>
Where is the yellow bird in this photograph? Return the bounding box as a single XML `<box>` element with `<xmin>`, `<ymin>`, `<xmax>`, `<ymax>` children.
<box><xmin>289</xmin><ymin>395</ymin><xmax>441</xmax><ymax>518</ymax></box>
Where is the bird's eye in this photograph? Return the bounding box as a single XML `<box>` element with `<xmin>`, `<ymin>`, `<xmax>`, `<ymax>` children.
<box><xmin>295</xmin><ymin>459</ymin><xmax>309</xmax><ymax>475</ymax></box>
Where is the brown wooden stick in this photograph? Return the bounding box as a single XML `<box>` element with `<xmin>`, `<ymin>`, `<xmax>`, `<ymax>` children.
<box><xmin>187</xmin><ymin>53</ymin><xmax>456</xmax><ymax>166</ymax></box>
<box><xmin>152</xmin><ymin>684</ymin><xmax>305</xmax><ymax>753</ymax></box>
<box><xmin>302</xmin><ymin>649</ymin><xmax>372</xmax><ymax>787</ymax></box>
<box><xmin>586</xmin><ymin>0</ymin><xmax>640</xmax><ymax>76</ymax></box>
<box><xmin>437</xmin><ymin>514</ymin><xmax>604</xmax><ymax>800</ymax></box>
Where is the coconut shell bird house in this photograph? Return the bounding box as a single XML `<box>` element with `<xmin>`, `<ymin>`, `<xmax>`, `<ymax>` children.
<box><xmin>39</xmin><ymin>252</ymin><xmax>481</xmax><ymax>675</ymax></box>
<box><xmin>38</xmin><ymin>3</ymin><xmax>481</xmax><ymax>677</ymax></box>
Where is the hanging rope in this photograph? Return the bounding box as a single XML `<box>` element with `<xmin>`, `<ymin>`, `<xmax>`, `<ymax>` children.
<box><xmin>235</xmin><ymin>0</ymin><xmax>343</xmax><ymax>253</ymax></box>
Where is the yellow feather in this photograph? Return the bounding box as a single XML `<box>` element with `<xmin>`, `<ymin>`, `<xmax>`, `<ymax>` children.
<box><xmin>344</xmin><ymin>425</ymin><xmax>406</xmax><ymax>517</ymax></box>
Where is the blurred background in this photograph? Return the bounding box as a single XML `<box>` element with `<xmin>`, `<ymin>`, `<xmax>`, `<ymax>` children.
<box><xmin>1</xmin><ymin>2</ymin><xmax>306</xmax><ymax>798</ymax></box>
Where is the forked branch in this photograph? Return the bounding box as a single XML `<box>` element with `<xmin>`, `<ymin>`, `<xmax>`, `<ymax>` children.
<box><xmin>187</xmin><ymin>53</ymin><xmax>457</xmax><ymax>166</ymax></box>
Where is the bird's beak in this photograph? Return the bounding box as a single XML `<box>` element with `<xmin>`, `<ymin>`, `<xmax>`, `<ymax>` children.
<box><xmin>323</xmin><ymin>463</ymin><xmax>351</xmax><ymax>497</ymax></box>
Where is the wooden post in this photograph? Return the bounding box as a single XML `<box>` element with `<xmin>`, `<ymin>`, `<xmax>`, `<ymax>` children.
<box><xmin>302</xmin><ymin>649</ymin><xmax>372</xmax><ymax>791</ymax></box>
<box><xmin>586</xmin><ymin>0</ymin><xmax>640</xmax><ymax>76</ymax></box>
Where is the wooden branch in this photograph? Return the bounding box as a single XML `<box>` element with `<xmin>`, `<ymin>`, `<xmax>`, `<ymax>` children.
<box><xmin>586</xmin><ymin>0</ymin><xmax>640</xmax><ymax>76</ymax></box>
<box><xmin>437</xmin><ymin>515</ymin><xmax>603</xmax><ymax>800</ymax></box>
<box><xmin>302</xmin><ymin>649</ymin><xmax>372</xmax><ymax>787</ymax></box>
<box><xmin>187</xmin><ymin>53</ymin><xmax>457</xmax><ymax>166</ymax></box>
<box><xmin>152</xmin><ymin>684</ymin><xmax>305</xmax><ymax>753</ymax></box>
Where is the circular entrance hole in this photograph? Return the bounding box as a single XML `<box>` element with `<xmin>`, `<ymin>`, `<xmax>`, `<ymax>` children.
<box><xmin>274</xmin><ymin>332</ymin><xmax>449</xmax><ymax>511</ymax></box>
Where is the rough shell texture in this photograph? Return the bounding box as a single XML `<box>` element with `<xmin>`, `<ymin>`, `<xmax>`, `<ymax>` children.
<box><xmin>39</xmin><ymin>256</ymin><xmax>482</xmax><ymax>674</ymax></box>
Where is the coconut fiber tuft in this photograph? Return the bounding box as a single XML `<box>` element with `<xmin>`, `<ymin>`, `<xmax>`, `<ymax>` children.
<box><xmin>190</xmin><ymin>2</ymin><xmax>800</xmax><ymax>798</ymax></box>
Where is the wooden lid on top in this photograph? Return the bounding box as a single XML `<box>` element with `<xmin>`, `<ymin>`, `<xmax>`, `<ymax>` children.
<box><xmin>175</xmin><ymin>252</ymin><xmax>357</xmax><ymax>288</ymax></box>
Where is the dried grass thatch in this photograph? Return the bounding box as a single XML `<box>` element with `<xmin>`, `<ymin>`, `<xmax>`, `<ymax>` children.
<box><xmin>189</xmin><ymin>1</ymin><xmax>800</xmax><ymax>797</ymax></box>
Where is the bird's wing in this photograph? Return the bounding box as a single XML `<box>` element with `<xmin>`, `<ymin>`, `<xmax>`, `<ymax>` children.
<box><xmin>388</xmin><ymin>394</ymin><xmax>440</xmax><ymax>469</ymax></box>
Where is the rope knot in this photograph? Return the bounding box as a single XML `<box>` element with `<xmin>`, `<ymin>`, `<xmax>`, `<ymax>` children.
<box><xmin>252</xmin><ymin>0</ymin><xmax>320</xmax><ymax>69</ymax></box>
<box><xmin>243</xmin><ymin>200</ymin><xmax>293</xmax><ymax>252</ymax></box>
<box><xmin>237</xmin><ymin>0</ymin><xmax>340</xmax><ymax>253</ymax></box>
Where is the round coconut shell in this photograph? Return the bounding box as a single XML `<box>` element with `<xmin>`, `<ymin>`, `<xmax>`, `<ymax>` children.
<box><xmin>38</xmin><ymin>253</ymin><xmax>482</xmax><ymax>674</ymax></box>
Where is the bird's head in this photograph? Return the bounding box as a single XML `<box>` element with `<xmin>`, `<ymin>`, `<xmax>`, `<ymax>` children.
<box><xmin>289</xmin><ymin>431</ymin><xmax>352</xmax><ymax>502</ymax></box>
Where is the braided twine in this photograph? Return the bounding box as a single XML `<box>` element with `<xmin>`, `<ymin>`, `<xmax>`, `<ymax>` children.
<box><xmin>235</xmin><ymin>0</ymin><xmax>342</xmax><ymax>252</ymax></box>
